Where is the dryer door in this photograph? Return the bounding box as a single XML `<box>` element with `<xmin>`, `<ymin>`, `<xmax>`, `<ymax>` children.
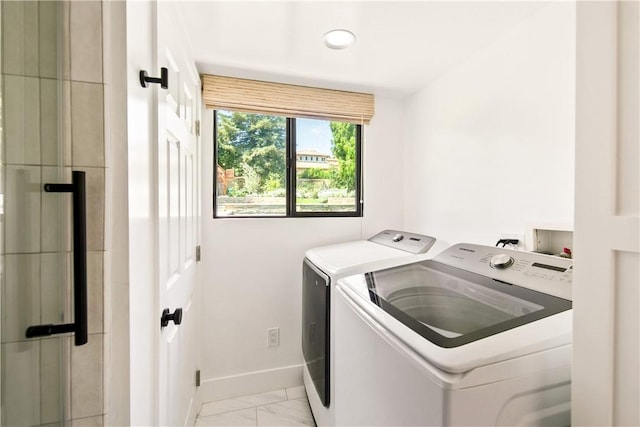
<box><xmin>302</xmin><ymin>258</ymin><xmax>330</xmax><ymax>407</ymax></box>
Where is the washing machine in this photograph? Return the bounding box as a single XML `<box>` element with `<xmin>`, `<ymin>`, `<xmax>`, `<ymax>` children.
<box><xmin>334</xmin><ymin>243</ymin><xmax>573</xmax><ymax>426</ymax></box>
<box><xmin>302</xmin><ymin>230</ymin><xmax>437</xmax><ymax>426</ymax></box>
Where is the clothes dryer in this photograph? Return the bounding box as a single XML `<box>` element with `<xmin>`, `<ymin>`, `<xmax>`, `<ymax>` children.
<box><xmin>302</xmin><ymin>230</ymin><xmax>437</xmax><ymax>426</ymax></box>
<box><xmin>334</xmin><ymin>243</ymin><xmax>573</xmax><ymax>426</ymax></box>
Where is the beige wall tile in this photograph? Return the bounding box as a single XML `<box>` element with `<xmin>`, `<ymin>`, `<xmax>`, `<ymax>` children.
<box><xmin>4</xmin><ymin>75</ymin><xmax>41</xmax><ymax>166</ymax></box>
<box><xmin>70</xmin><ymin>1</ymin><xmax>103</xmax><ymax>83</ymax></box>
<box><xmin>40</xmin><ymin>337</ymin><xmax>65</xmax><ymax>425</ymax></box>
<box><xmin>5</xmin><ymin>166</ymin><xmax>41</xmax><ymax>254</ymax></box>
<box><xmin>71</xmin><ymin>334</ymin><xmax>103</xmax><ymax>419</ymax></box>
<box><xmin>71</xmin><ymin>82</ymin><xmax>105</xmax><ymax>167</ymax></box>
<box><xmin>1</xmin><ymin>254</ymin><xmax>41</xmax><ymax>344</ymax></box>
<box><xmin>41</xmin><ymin>79</ymin><xmax>63</xmax><ymax>166</ymax></box>
<box><xmin>22</xmin><ymin>1</ymin><xmax>40</xmax><ymax>76</ymax></box>
<box><xmin>83</xmin><ymin>167</ymin><xmax>105</xmax><ymax>251</ymax></box>
<box><xmin>1</xmin><ymin>1</ymin><xmax>39</xmax><ymax>76</ymax></box>
<box><xmin>41</xmin><ymin>167</ymin><xmax>72</xmax><ymax>253</ymax></box>
<box><xmin>1</xmin><ymin>1</ymin><xmax>23</xmax><ymax>75</ymax></box>
<box><xmin>61</xmin><ymin>1</ymin><xmax>71</xmax><ymax>81</ymax></box>
<box><xmin>87</xmin><ymin>251</ymin><xmax>104</xmax><ymax>334</ymax></box>
<box><xmin>1</xmin><ymin>341</ymin><xmax>41</xmax><ymax>425</ymax></box>
<box><xmin>40</xmin><ymin>252</ymin><xmax>70</xmax><ymax>325</ymax></box>
<box><xmin>63</xmin><ymin>81</ymin><xmax>73</xmax><ymax>167</ymax></box>
<box><xmin>39</xmin><ymin>1</ymin><xmax>61</xmax><ymax>79</ymax></box>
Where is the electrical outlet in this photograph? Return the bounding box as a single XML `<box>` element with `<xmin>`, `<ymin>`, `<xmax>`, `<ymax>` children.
<box><xmin>267</xmin><ymin>327</ymin><xmax>280</xmax><ymax>347</ymax></box>
<box><xmin>498</xmin><ymin>233</ymin><xmax>525</xmax><ymax>250</ymax></box>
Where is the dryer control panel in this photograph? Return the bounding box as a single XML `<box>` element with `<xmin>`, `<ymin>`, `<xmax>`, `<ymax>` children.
<box><xmin>433</xmin><ymin>243</ymin><xmax>573</xmax><ymax>300</ymax></box>
<box><xmin>368</xmin><ymin>230</ymin><xmax>436</xmax><ymax>254</ymax></box>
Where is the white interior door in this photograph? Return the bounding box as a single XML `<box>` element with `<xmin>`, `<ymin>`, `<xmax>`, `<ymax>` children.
<box><xmin>156</xmin><ymin>3</ymin><xmax>201</xmax><ymax>425</ymax></box>
<box><xmin>573</xmin><ymin>2</ymin><xmax>640</xmax><ymax>425</ymax></box>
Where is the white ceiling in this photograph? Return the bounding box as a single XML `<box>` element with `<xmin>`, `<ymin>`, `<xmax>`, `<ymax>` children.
<box><xmin>177</xmin><ymin>1</ymin><xmax>548</xmax><ymax>98</ymax></box>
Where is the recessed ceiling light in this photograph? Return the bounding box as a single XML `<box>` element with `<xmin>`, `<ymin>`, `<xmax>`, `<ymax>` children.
<box><xmin>323</xmin><ymin>29</ymin><xmax>356</xmax><ymax>50</ymax></box>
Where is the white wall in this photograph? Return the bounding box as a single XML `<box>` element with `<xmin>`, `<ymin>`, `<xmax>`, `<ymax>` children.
<box><xmin>403</xmin><ymin>3</ymin><xmax>576</xmax><ymax>250</ymax></box>
<box><xmin>199</xmin><ymin>97</ymin><xmax>405</xmax><ymax>400</ymax></box>
<box><xmin>361</xmin><ymin>97</ymin><xmax>406</xmax><ymax>237</ymax></box>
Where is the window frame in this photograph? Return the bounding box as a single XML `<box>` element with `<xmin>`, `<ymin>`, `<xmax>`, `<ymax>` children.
<box><xmin>213</xmin><ymin>110</ymin><xmax>363</xmax><ymax>219</ymax></box>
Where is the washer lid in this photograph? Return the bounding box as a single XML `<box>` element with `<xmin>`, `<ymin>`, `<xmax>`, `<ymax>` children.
<box><xmin>366</xmin><ymin>260</ymin><xmax>572</xmax><ymax>348</ymax></box>
<box><xmin>305</xmin><ymin>231</ymin><xmax>436</xmax><ymax>278</ymax></box>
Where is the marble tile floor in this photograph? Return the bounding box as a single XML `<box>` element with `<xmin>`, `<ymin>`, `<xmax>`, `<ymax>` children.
<box><xmin>196</xmin><ymin>386</ymin><xmax>316</xmax><ymax>427</ymax></box>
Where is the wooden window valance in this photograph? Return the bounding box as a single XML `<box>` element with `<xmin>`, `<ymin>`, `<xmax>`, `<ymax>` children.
<box><xmin>201</xmin><ymin>74</ymin><xmax>374</xmax><ymax>125</ymax></box>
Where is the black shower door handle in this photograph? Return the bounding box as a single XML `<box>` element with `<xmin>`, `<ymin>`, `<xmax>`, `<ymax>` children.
<box><xmin>26</xmin><ymin>171</ymin><xmax>88</xmax><ymax>346</ymax></box>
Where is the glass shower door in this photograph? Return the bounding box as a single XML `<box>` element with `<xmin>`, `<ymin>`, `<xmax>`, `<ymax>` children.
<box><xmin>1</xmin><ymin>2</ymin><xmax>72</xmax><ymax>425</ymax></box>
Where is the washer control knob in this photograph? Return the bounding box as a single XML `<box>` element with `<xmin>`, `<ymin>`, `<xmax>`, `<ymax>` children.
<box><xmin>392</xmin><ymin>233</ymin><xmax>404</xmax><ymax>242</ymax></box>
<box><xmin>490</xmin><ymin>254</ymin><xmax>514</xmax><ymax>269</ymax></box>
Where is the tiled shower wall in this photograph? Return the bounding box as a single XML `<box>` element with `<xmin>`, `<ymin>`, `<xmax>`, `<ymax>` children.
<box><xmin>1</xmin><ymin>1</ymin><xmax>107</xmax><ymax>425</ymax></box>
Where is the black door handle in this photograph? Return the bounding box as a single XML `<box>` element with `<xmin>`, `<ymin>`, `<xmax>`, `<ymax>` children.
<box><xmin>161</xmin><ymin>308</ymin><xmax>183</xmax><ymax>328</ymax></box>
<box><xmin>140</xmin><ymin>67</ymin><xmax>168</xmax><ymax>89</ymax></box>
<box><xmin>26</xmin><ymin>171</ymin><xmax>88</xmax><ymax>346</ymax></box>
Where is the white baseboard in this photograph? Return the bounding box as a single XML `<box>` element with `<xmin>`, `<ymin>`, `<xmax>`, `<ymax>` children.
<box><xmin>198</xmin><ymin>364</ymin><xmax>304</xmax><ymax>406</ymax></box>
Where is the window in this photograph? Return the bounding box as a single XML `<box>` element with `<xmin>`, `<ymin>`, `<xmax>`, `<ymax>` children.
<box><xmin>214</xmin><ymin>110</ymin><xmax>362</xmax><ymax>217</ymax></box>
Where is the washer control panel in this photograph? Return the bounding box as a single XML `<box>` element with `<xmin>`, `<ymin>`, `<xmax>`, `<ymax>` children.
<box><xmin>433</xmin><ymin>243</ymin><xmax>573</xmax><ymax>300</ymax></box>
<box><xmin>368</xmin><ymin>230</ymin><xmax>436</xmax><ymax>254</ymax></box>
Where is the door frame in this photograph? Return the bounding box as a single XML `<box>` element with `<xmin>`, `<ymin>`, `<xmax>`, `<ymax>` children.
<box><xmin>125</xmin><ymin>0</ymin><xmax>161</xmax><ymax>424</ymax></box>
<box><xmin>103</xmin><ymin>1</ymin><xmax>132</xmax><ymax>425</ymax></box>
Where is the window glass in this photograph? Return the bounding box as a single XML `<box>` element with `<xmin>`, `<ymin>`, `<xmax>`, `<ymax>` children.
<box><xmin>295</xmin><ymin>118</ymin><xmax>358</xmax><ymax>214</ymax></box>
<box><xmin>215</xmin><ymin>110</ymin><xmax>286</xmax><ymax>216</ymax></box>
<box><xmin>214</xmin><ymin>111</ymin><xmax>361</xmax><ymax>217</ymax></box>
